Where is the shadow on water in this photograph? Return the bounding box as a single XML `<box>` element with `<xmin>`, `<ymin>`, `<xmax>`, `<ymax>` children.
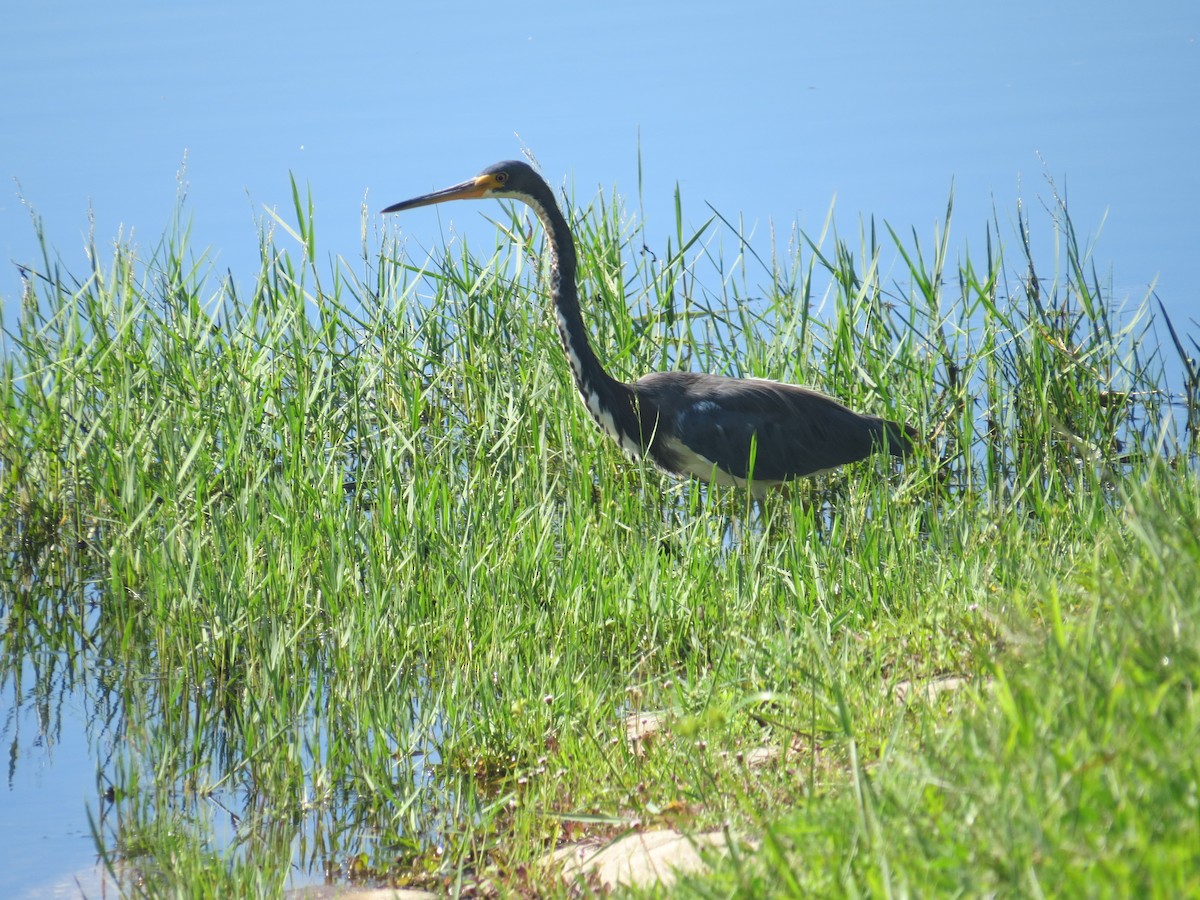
<box><xmin>0</xmin><ymin>539</ymin><xmax>463</xmax><ymax>896</ymax></box>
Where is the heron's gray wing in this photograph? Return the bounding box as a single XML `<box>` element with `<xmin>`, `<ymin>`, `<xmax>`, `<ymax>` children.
<box><xmin>637</xmin><ymin>373</ymin><xmax>885</xmax><ymax>481</ymax></box>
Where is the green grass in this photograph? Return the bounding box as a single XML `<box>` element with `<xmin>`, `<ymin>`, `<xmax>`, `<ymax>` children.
<box><xmin>1</xmin><ymin>173</ymin><xmax>1197</xmax><ymax>898</ymax></box>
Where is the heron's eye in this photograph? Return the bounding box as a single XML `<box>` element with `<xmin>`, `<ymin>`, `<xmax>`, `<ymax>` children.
<box><xmin>495</xmin><ymin>172</ymin><xmax>509</xmax><ymax>184</ymax></box>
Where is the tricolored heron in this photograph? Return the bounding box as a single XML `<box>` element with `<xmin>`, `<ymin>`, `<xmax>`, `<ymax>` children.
<box><xmin>382</xmin><ymin>161</ymin><xmax>917</xmax><ymax>497</ymax></box>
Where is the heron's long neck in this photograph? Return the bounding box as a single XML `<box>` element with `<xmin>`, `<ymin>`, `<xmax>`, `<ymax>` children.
<box><xmin>530</xmin><ymin>197</ymin><xmax>647</xmax><ymax>458</ymax></box>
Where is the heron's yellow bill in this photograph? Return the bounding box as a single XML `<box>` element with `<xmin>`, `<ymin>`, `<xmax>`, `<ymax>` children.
<box><xmin>380</xmin><ymin>173</ymin><xmax>503</xmax><ymax>213</ymax></box>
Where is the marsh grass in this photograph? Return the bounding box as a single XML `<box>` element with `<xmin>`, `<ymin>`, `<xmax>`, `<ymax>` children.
<box><xmin>0</xmin><ymin>172</ymin><xmax>1196</xmax><ymax>897</ymax></box>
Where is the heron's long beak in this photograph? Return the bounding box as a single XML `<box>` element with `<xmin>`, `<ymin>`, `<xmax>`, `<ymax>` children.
<box><xmin>380</xmin><ymin>173</ymin><xmax>500</xmax><ymax>214</ymax></box>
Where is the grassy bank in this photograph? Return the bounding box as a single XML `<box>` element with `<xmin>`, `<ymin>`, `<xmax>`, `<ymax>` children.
<box><xmin>1</xmin><ymin>177</ymin><xmax>1196</xmax><ymax>897</ymax></box>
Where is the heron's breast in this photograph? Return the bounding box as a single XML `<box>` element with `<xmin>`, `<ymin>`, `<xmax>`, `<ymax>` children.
<box><xmin>582</xmin><ymin>391</ymin><xmax>644</xmax><ymax>458</ymax></box>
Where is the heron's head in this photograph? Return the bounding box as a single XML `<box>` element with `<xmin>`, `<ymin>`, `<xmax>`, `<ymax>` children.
<box><xmin>381</xmin><ymin>160</ymin><xmax>548</xmax><ymax>214</ymax></box>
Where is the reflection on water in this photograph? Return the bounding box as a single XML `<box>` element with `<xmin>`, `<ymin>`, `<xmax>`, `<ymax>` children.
<box><xmin>1</xmin><ymin>556</ymin><xmax>111</xmax><ymax>898</ymax></box>
<box><xmin>0</xmin><ymin>543</ymin><xmax>456</xmax><ymax>896</ymax></box>
<box><xmin>1</xmin><ymin>668</ymin><xmax>110</xmax><ymax>898</ymax></box>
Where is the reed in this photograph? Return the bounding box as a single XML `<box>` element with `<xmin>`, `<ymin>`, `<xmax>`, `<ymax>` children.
<box><xmin>0</xmin><ymin>172</ymin><xmax>1195</xmax><ymax>896</ymax></box>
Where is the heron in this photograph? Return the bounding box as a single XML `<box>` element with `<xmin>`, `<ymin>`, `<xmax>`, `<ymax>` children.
<box><xmin>382</xmin><ymin>161</ymin><xmax>917</xmax><ymax>498</ymax></box>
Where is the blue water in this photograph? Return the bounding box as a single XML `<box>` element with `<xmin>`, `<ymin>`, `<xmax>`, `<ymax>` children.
<box><xmin>1</xmin><ymin>660</ymin><xmax>109</xmax><ymax>897</ymax></box>
<box><xmin>1</xmin><ymin>1</ymin><xmax>1197</xmax><ymax>893</ymax></box>
<box><xmin>1</xmin><ymin>2</ymin><xmax>1196</xmax><ymax>324</ymax></box>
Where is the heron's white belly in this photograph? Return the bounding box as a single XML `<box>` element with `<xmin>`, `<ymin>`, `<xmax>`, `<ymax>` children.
<box><xmin>658</xmin><ymin>435</ymin><xmax>796</xmax><ymax>498</ymax></box>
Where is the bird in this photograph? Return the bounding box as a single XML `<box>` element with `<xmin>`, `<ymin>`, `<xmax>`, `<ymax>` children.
<box><xmin>382</xmin><ymin>160</ymin><xmax>917</xmax><ymax>498</ymax></box>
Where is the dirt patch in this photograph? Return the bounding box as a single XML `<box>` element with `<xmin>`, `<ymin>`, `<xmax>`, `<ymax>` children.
<box><xmin>543</xmin><ymin>828</ymin><xmax>730</xmax><ymax>891</ymax></box>
<box><xmin>285</xmin><ymin>886</ymin><xmax>437</xmax><ymax>899</ymax></box>
<box><xmin>893</xmin><ymin>675</ymin><xmax>987</xmax><ymax>705</ymax></box>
